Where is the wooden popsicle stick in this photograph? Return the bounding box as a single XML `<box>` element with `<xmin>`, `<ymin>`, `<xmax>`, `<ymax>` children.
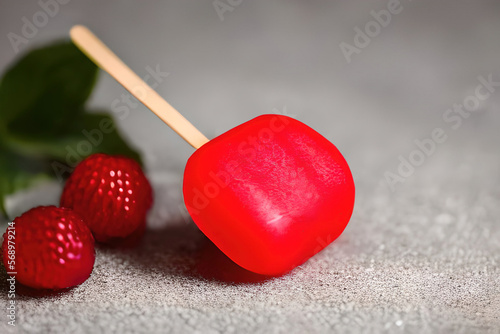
<box><xmin>70</xmin><ymin>25</ymin><xmax>209</xmax><ymax>149</ymax></box>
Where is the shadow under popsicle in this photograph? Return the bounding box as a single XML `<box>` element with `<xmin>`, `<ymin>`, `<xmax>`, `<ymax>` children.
<box><xmin>113</xmin><ymin>221</ymin><xmax>274</xmax><ymax>285</ymax></box>
<box><xmin>194</xmin><ymin>237</ymin><xmax>273</xmax><ymax>284</ymax></box>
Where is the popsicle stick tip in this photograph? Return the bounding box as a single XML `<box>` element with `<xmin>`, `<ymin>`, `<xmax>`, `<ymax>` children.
<box><xmin>70</xmin><ymin>25</ymin><xmax>89</xmax><ymax>39</ymax></box>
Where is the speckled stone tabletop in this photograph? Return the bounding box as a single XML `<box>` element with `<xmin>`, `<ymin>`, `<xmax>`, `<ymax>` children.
<box><xmin>0</xmin><ymin>1</ymin><xmax>499</xmax><ymax>333</ymax></box>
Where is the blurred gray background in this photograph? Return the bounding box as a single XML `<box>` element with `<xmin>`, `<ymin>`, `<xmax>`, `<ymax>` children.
<box><xmin>0</xmin><ymin>1</ymin><xmax>499</xmax><ymax>333</ymax></box>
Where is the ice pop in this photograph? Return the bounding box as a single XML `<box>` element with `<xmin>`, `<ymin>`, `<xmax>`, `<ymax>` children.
<box><xmin>184</xmin><ymin>114</ymin><xmax>354</xmax><ymax>275</ymax></box>
<box><xmin>70</xmin><ymin>26</ymin><xmax>355</xmax><ymax>276</ymax></box>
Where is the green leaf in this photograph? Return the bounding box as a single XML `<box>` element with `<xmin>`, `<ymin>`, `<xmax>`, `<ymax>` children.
<box><xmin>0</xmin><ymin>148</ymin><xmax>50</xmax><ymax>218</ymax></box>
<box><xmin>75</xmin><ymin>112</ymin><xmax>142</xmax><ymax>163</ymax></box>
<box><xmin>0</xmin><ymin>41</ymin><xmax>98</xmax><ymax>139</ymax></box>
<box><xmin>0</xmin><ymin>111</ymin><xmax>141</xmax><ymax>217</ymax></box>
<box><xmin>0</xmin><ymin>40</ymin><xmax>144</xmax><ymax>217</ymax></box>
<box><xmin>3</xmin><ymin>112</ymin><xmax>142</xmax><ymax>165</ymax></box>
<box><xmin>49</xmin><ymin>111</ymin><xmax>142</xmax><ymax>166</ymax></box>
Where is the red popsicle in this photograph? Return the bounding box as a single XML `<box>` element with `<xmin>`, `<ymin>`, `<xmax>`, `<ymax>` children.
<box><xmin>184</xmin><ymin>114</ymin><xmax>354</xmax><ymax>275</ymax></box>
<box><xmin>71</xmin><ymin>26</ymin><xmax>355</xmax><ymax>276</ymax></box>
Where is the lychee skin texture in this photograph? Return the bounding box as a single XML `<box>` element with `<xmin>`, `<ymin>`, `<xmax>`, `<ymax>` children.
<box><xmin>60</xmin><ymin>154</ymin><xmax>153</xmax><ymax>242</ymax></box>
<box><xmin>1</xmin><ymin>206</ymin><xmax>95</xmax><ymax>290</ymax></box>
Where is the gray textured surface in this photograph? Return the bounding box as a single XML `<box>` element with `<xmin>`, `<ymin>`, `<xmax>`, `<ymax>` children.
<box><xmin>1</xmin><ymin>1</ymin><xmax>500</xmax><ymax>333</ymax></box>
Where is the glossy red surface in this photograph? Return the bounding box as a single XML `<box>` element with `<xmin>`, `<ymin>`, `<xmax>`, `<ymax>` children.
<box><xmin>183</xmin><ymin>115</ymin><xmax>355</xmax><ymax>276</ymax></box>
